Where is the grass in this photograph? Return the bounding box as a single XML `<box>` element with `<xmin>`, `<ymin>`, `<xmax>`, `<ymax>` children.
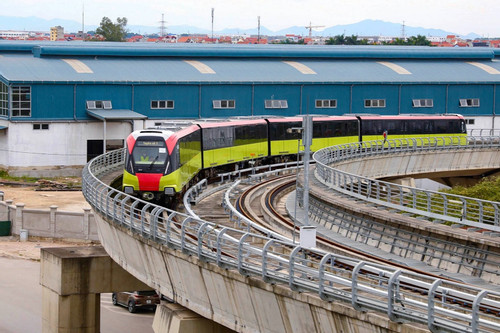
<box><xmin>0</xmin><ymin>169</ymin><xmax>39</xmax><ymax>183</ymax></box>
<box><xmin>0</xmin><ymin>169</ymin><xmax>82</xmax><ymax>188</ymax></box>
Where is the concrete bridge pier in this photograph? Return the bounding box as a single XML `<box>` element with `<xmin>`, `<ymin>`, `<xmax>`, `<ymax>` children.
<box><xmin>153</xmin><ymin>303</ymin><xmax>234</xmax><ymax>333</ymax></box>
<box><xmin>40</xmin><ymin>246</ymin><xmax>151</xmax><ymax>333</ymax></box>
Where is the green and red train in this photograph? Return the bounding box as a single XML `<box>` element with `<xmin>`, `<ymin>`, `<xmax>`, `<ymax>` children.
<box><xmin>122</xmin><ymin>115</ymin><xmax>466</xmax><ymax>203</ymax></box>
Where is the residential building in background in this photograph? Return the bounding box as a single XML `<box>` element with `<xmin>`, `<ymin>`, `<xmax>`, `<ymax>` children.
<box><xmin>50</xmin><ymin>26</ymin><xmax>64</xmax><ymax>41</ymax></box>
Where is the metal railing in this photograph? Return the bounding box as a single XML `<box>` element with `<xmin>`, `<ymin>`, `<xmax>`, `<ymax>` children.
<box><xmin>314</xmin><ymin>136</ymin><xmax>500</xmax><ymax>232</ymax></box>
<box><xmin>468</xmin><ymin>129</ymin><xmax>500</xmax><ymax>137</ymax></box>
<box><xmin>82</xmin><ymin>144</ymin><xmax>500</xmax><ymax>332</ymax></box>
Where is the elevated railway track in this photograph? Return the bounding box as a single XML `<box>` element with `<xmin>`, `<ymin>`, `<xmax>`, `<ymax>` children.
<box><xmin>83</xmin><ymin>136</ymin><xmax>500</xmax><ymax>332</ymax></box>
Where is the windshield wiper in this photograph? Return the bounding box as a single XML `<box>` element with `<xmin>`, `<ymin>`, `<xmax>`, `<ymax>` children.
<box><xmin>149</xmin><ymin>156</ymin><xmax>159</xmax><ymax>169</ymax></box>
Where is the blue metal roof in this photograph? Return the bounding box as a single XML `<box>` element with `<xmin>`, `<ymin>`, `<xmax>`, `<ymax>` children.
<box><xmin>30</xmin><ymin>43</ymin><xmax>495</xmax><ymax>60</ymax></box>
<box><xmin>0</xmin><ymin>42</ymin><xmax>499</xmax><ymax>85</ymax></box>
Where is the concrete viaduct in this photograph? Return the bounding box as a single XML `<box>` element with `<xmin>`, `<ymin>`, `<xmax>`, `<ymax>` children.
<box><xmin>42</xmin><ymin>137</ymin><xmax>500</xmax><ymax>332</ymax></box>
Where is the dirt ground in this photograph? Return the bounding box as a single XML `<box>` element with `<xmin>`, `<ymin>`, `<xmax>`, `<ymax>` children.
<box><xmin>0</xmin><ymin>185</ymin><xmax>90</xmax><ymax>212</ymax></box>
<box><xmin>0</xmin><ymin>185</ymin><xmax>94</xmax><ymax>260</ymax></box>
<box><xmin>0</xmin><ymin>236</ymin><xmax>95</xmax><ymax>261</ymax></box>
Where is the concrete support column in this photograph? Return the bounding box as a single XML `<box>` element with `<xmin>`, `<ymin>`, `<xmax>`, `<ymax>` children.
<box><xmin>42</xmin><ymin>288</ymin><xmax>101</xmax><ymax>333</ymax></box>
<box><xmin>153</xmin><ymin>303</ymin><xmax>234</xmax><ymax>333</ymax></box>
<box><xmin>50</xmin><ymin>205</ymin><xmax>57</xmax><ymax>237</ymax></box>
<box><xmin>15</xmin><ymin>203</ymin><xmax>24</xmax><ymax>233</ymax></box>
<box><xmin>40</xmin><ymin>246</ymin><xmax>151</xmax><ymax>333</ymax></box>
<box><xmin>83</xmin><ymin>208</ymin><xmax>91</xmax><ymax>240</ymax></box>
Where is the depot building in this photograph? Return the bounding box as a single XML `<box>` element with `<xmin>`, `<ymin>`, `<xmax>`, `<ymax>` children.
<box><xmin>0</xmin><ymin>41</ymin><xmax>499</xmax><ymax>176</ymax></box>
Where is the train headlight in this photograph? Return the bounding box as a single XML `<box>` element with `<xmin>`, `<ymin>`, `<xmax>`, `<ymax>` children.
<box><xmin>164</xmin><ymin>187</ymin><xmax>175</xmax><ymax>196</ymax></box>
<box><xmin>123</xmin><ymin>186</ymin><xmax>134</xmax><ymax>194</ymax></box>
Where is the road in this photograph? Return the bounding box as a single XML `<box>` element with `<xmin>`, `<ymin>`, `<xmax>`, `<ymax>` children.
<box><xmin>0</xmin><ymin>257</ymin><xmax>154</xmax><ymax>333</ymax></box>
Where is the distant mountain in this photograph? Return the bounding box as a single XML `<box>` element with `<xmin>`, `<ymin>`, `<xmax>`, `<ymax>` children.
<box><xmin>126</xmin><ymin>24</ymin><xmax>205</xmax><ymax>35</ymax></box>
<box><xmin>0</xmin><ymin>16</ymin><xmax>483</xmax><ymax>39</ymax></box>
<box><xmin>276</xmin><ymin>20</ymin><xmax>481</xmax><ymax>39</ymax></box>
<box><xmin>0</xmin><ymin>15</ymin><xmax>94</xmax><ymax>33</ymax></box>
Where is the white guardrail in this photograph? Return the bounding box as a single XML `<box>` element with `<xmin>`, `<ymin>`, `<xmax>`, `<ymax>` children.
<box><xmin>82</xmin><ymin>139</ymin><xmax>500</xmax><ymax>333</ymax></box>
<box><xmin>313</xmin><ymin>136</ymin><xmax>500</xmax><ymax>233</ymax></box>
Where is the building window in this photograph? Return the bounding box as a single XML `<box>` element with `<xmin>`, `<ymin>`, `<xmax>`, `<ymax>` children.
<box><xmin>315</xmin><ymin>99</ymin><xmax>337</xmax><ymax>108</ymax></box>
<box><xmin>265</xmin><ymin>100</ymin><xmax>288</xmax><ymax>109</ymax></box>
<box><xmin>412</xmin><ymin>99</ymin><xmax>433</xmax><ymax>108</ymax></box>
<box><xmin>212</xmin><ymin>100</ymin><xmax>235</xmax><ymax>109</ymax></box>
<box><xmin>86</xmin><ymin>100</ymin><xmax>112</xmax><ymax>110</ymax></box>
<box><xmin>151</xmin><ymin>100</ymin><xmax>174</xmax><ymax>109</ymax></box>
<box><xmin>12</xmin><ymin>86</ymin><xmax>31</xmax><ymax>117</ymax></box>
<box><xmin>33</xmin><ymin>123</ymin><xmax>49</xmax><ymax>130</ymax></box>
<box><xmin>459</xmin><ymin>98</ymin><xmax>480</xmax><ymax>107</ymax></box>
<box><xmin>465</xmin><ymin>119</ymin><xmax>475</xmax><ymax>125</ymax></box>
<box><xmin>364</xmin><ymin>99</ymin><xmax>386</xmax><ymax>108</ymax></box>
<box><xmin>0</xmin><ymin>82</ymin><xmax>7</xmax><ymax>117</ymax></box>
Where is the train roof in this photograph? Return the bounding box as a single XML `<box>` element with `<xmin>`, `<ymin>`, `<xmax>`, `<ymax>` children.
<box><xmin>356</xmin><ymin>114</ymin><xmax>464</xmax><ymax>120</ymax></box>
<box><xmin>266</xmin><ymin>116</ymin><xmax>358</xmax><ymax>123</ymax></box>
<box><xmin>197</xmin><ymin>119</ymin><xmax>268</xmax><ymax>128</ymax></box>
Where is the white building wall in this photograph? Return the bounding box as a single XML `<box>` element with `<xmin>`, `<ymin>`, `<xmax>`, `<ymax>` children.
<box><xmin>1</xmin><ymin>121</ymin><xmax>135</xmax><ymax>177</ymax></box>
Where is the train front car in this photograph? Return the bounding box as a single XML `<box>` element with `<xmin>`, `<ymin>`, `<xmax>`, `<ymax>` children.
<box><xmin>122</xmin><ymin>126</ymin><xmax>202</xmax><ymax>203</ymax></box>
<box><xmin>357</xmin><ymin>114</ymin><xmax>467</xmax><ymax>145</ymax></box>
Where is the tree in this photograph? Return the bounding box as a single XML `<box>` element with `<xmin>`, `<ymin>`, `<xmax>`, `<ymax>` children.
<box><xmin>407</xmin><ymin>35</ymin><xmax>431</xmax><ymax>46</ymax></box>
<box><xmin>344</xmin><ymin>35</ymin><xmax>358</xmax><ymax>45</ymax></box>
<box><xmin>95</xmin><ymin>17</ymin><xmax>128</xmax><ymax>42</ymax></box>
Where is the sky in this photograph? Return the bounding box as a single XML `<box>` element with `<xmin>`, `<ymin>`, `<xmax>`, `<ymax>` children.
<box><xmin>1</xmin><ymin>0</ymin><xmax>499</xmax><ymax>37</ymax></box>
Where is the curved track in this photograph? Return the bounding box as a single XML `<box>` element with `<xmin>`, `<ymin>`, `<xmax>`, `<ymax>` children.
<box><xmin>238</xmin><ymin>176</ymin><xmax>467</xmax><ymax>283</ymax></box>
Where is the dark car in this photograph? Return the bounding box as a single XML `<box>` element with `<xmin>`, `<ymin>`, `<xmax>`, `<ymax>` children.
<box><xmin>111</xmin><ymin>290</ymin><xmax>160</xmax><ymax>313</ymax></box>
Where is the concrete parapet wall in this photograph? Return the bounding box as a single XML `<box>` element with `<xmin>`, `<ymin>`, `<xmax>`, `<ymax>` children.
<box><xmin>0</xmin><ymin>193</ymin><xmax>98</xmax><ymax>241</ymax></box>
<box><xmin>306</xmin><ymin>174</ymin><xmax>500</xmax><ymax>286</ymax></box>
<box><xmin>333</xmin><ymin>148</ymin><xmax>500</xmax><ymax>180</ymax></box>
<box><xmin>94</xmin><ymin>213</ymin><xmax>428</xmax><ymax>333</ymax></box>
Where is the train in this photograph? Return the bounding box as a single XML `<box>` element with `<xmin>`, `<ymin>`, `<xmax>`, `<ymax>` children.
<box><xmin>122</xmin><ymin>114</ymin><xmax>466</xmax><ymax>204</ymax></box>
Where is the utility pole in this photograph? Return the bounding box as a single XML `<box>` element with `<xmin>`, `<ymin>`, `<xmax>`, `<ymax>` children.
<box><xmin>211</xmin><ymin>8</ymin><xmax>214</xmax><ymax>43</ymax></box>
<box><xmin>81</xmin><ymin>1</ymin><xmax>85</xmax><ymax>40</ymax></box>
<box><xmin>401</xmin><ymin>21</ymin><xmax>406</xmax><ymax>40</ymax></box>
<box><xmin>257</xmin><ymin>16</ymin><xmax>261</xmax><ymax>44</ymax></box>
<box><xmin>302</xmin><ymin>114</ymin><xmax>312</xmax><ymax>226</ymax></box>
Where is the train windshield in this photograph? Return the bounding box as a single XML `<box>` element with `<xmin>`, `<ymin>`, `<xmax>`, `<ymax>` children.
<box><xmin>132</xmin><ymin>138</ymin><xmax>169</xmax><ymax>173</ymax></box>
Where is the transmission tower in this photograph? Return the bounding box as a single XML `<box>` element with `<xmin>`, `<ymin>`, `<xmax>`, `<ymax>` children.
<box><xmin>159</xmin><ymin>13</ymin><xmax>167</xmax><ymax>37</ymax></box>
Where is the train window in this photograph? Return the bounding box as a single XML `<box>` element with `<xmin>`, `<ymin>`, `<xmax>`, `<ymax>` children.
<box><xmin>234</xmin><ymin>124</ymin><xmax>267</xmax><ymax>145</ymax></box>
<box><xmin>151</xmin><ymin>100</ymin><xmax>174</xmax><ymax>109</ymax></box>
<box><xmin>459</xmin><ymin>98</ymin><xmax>480</xmax><ymax>107</ymax></box>
<box><xmin>265</xmin><ymin>100</ymin><xmax>288</xmax><ymax>109</ymax></box>
<box><xmin>212</xmin><ymin>100</ymin><xmax>235</xmax><ymax>109</ymax></box>
<box><xmin>364</xmin><ymin>99</ymin><xmax>386</xmax><ymax>108</ymax></box>
<box><xmin>203</xmin><ymin>126</ymin><xmax>234</xmax><ymax>150</ymax></box>
<box><xmin>412</xmin><ymin>99</ymin><xmax>433</xmax><ymax>108</ymax></box>
<box><xmin>315</xmin><ymin>99</ymin><xmax>337</xmax><ymax>108</ymax></box>
<box><xmin>269</xmin><ymin>121</ymin><xmax>301</xmax><ymax>140</ymax></box>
